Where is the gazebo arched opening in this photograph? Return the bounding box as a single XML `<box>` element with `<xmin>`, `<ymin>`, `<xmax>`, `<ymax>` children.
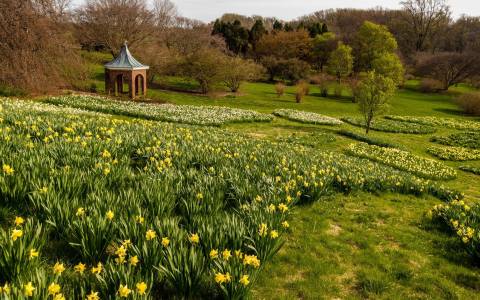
<box><xmin>115</xmin><ymin>74</ymin><xmax>124</xmax><ymax>95</ymax></box>
<box><xmin>104</xmin><ymin>42</ymin><xmax>149</xmax><ymax>99</ymax></box>
<box><xmin>135</xmin><ymin>74</ymin><xmax>144</xmax><ymax>96</ymax></box>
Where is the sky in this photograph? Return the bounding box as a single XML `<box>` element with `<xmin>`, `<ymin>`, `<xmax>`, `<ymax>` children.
<box><xmin>72</xmin><ymin>0</ymin><xmax>480</xmax><ymax>22</ymax></box>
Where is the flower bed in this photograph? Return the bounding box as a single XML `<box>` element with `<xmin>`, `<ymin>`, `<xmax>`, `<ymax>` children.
<box><xmin>459</xmin><ymin>166</ymin><xmax>480</xmax><ymax>175</ymax></box>
<box><xmin>341</xmin><ymin>117</ymin><xmax>436</xmax><ymax>134</ymax></box>
<box><xmin>385</xmin><ymin>115</ymin><xmax>480</xmax><ymax>131</ymax></box>
<box><xmin>45</xmin><ymin>95</ymin><xmax>273</xmax><ymax>126</ymax></box>
<box><xmin>273</xmin><ymin>109</ymin><xmax>343</xmax><ymax>125</ymax></box>
<box><xmin>427</xmin><ymin>145</ymin><xmax>480</xmax><ymax>161</ymax></box>
<box><xmin>345</xmin><ymin>143</ymin><xmax>457</xmax><ymax>180</ymax></box>
<box><xmin>431</xmin><ymin>132</ymin><xmax>480</xmax><ymax>149</ymax></box>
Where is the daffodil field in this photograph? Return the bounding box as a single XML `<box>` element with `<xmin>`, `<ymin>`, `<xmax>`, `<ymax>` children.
<box><xmin>345</xmin><ymin>143</ymin><xmax>457</xmax><ymax>180</ymax></box>
<box><xmin>273</xmin><ymin>109</ymin><xmax>343</xmax><ymax>125</ymax></box>
<box><xmin>45</xmin><ymin>95</ymin><xmax>273</xmax><ymax>126</ymax></box>
<box><xmin>341</xmin><ymin>117</ymin><xmax>436</xmax><ymax>134</ymax></box>
<box><xmin>459</xmin><ymin>166</ymin><xmax>480</xmax><ymax>175</ymax></box>
<box><xmin>0</xmin><ymin>97</ymin><xmax>465</xmax><ymax>299</ymax></box>
<box><xmin>385</xmin><ymin>115</ymin><xmax>480</xmax><ymax>131</ymax></box>
<box><xmin>431</xmin><ymin>132</ymin><xmax>480</xmax><ymax>149</ymax></box>
<box><xmin>427</xmin><ymin>145</ymin><xmax>480</xmax><ymax>161</ymax></box>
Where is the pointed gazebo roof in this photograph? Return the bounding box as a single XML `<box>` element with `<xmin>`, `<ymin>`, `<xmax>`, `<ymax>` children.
<box><xmin>104</xmin><ymin>42</ymin><xmax>149</xmax><ymax>71</ymax></box>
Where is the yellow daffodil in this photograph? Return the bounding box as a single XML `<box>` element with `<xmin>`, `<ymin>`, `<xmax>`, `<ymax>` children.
<box><xmin>189</xmin><ymin>233</ymin><xmax>199</xmax><ymax>244</ymax></box>
<box><xmin>209</xmin><ymin>249</ymin><xmax>218</xmax><ymax>259</ymax></box>
<box><xmin>2</xmin><ymin>164</ymin><xmax>14</xmax><ymax>175</ymax></box>
<box><xmin>222</xmin><ymin>249</ymin><xmax>231</xmax><ymax>261</ymax></box>
<box><xmin>48</xmin><ymin>283</ymin><xmax>61</xmax><ymax>295</ymax></box>
<box><xmin>129</xmin><ymin>255</ymin><xmax>139</xmax><ymax>266</ymax></box>
<box><xmin>11</xmin><ymin>229</ymin><xmax>23</xmax><ymax>241</ymax></box>
<box><xmin>14</xmin><ymin>216</ymin><xmax>25</xmax><ymax>226</ymax></box>
<box><xmin>118</xmin><ymin>284</ymin><xmax>131</xmax><ymax>298</ymax></box>
<box><xmin>76</xmin><ymin>207</ymin><xmax>85</xmax><ymax>217</ymax></box>
<box><xmin>23</xmin><ymin>282</ymin><xmax>35</xmax><ymax>297</ymax></box>
<box><xmin>91</xmin><ymin>262</ymin><xmax>103</xmax><ymax>275</ymax></box>
<box><xmin>136</xmin><ymin>282</ymin><xmax>147</xmax><ymax>295</ymax></box>
<box><xmin>53</xmin><ymin>293</ymin><xmax>65</xmax><ymax>300</ymax></box>
<box><xmin>86</xmin><ymin>291</ymin><xmax>100</xmax><ymax>300</ymax></box>
<box><xmin>196</xmin><ymin>193</ymin><xmax>203</xmax><ymax>200</ymax></box>
<box><xmin>106</xmin><ymin>210</ymin><xmax>114</xmax><ymax>220</ymax></box>
<box><xmin>146</xmin><ymin>229</ymin><xmax>157</xmax><ymax>240</ymax></box>
<box><xmin>53</xmin><ymin>262</ymin><xmax>65</xmax><ymax>275</ymax></box>
<box><xmin>115</xmin><ymin>245</ymin><xmax>127</xmax><ymax>257</ymax></box>
<box><xmin>2</xmin><ymin>283</ymin><xmax>10</xmax><ymax>295</ymax></box>
<box><xmin>74</xmin><ymin>262</ymin><xmax>86</xmax><ymax>274</ymax></box>
<box><xmin>282</xmin><ymin>221</ymin><xmax>290</xmax><ymax>228</ymax></box>
<box><xmin>161</xmin><ymin>237</ymin><xmax>170</xmax><ymax>247</ymax></box>
<box><xmin>29</xmin><ymin>248</ymin><xmax>39</xmax><ymax>259</ymax></box>
<box><xmin>258</xmin><ymin>223</ymin><xmax>268</xmax><ymax>237</ymax></box>
<box><xmin>239</xmin><ymin>275</ymin><xmax>250</xmax><ymax>286</ymax></box>
<box><xmin>135</xmin><ymin>215</ymin><xmax>144</xmax><ymax>224</ymax></box>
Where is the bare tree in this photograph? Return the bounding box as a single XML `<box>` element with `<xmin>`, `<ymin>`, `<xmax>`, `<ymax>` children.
<box><xmin>401</xmin><ymin>0</ymin><xmax>451</xmax><ymax>51</ymax></box>
<box><xmin>0</xmin><ymin>0</ymin><xmax>84</xmax><ymax>93</ymax></box>
<box><xmin>152</xmin><ymin>0</ymin><xmax>178</xmax><ymax>30</ymax></box>
<box><xmin>415</xmin><ymin>52</ymin><xmax>480</xmax><ymax>90</ymax></box>
<box><xmin>75</xmin><ymin>0</ymin><xmax>154</xmax><ymax>56</ymax></box>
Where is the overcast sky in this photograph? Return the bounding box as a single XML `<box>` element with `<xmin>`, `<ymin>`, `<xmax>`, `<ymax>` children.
<box><xmin>72</xmin><ymin>0</ymin><xmax>480</xmax><ymax>22</ymax></box>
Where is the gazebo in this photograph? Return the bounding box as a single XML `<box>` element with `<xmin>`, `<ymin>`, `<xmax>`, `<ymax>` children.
<box><xmin>104</xmin><ymin>42</ymin><xmax>149</xmax><ymax>99</ymax></box>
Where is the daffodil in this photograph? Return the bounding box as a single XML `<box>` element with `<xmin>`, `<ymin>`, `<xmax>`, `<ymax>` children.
<box><xmin>118</xmin><ymin>284</ymin><xmax>131</xmax><ymax>298</ymax></box>
<box><xmin>14</xmin><ymin>216</ymin><xmax>24</xmax><ymax>226</ymax></box>
<box><xmin>53</xmin><ymin>293</ymin><xmax>65</xmax><ymax>300</ymax></box>
<box><xmin>74</xmin><ymin>262</ymin><xmax>86</xmax><ymax>274</ymax></box>
<box><xmin>129</xmin><ymin>255</ymin><xmax>139</xmax><ymax>266</ymax></box>
<box><xmin>11</xmin><ymin>229</ymin><xmax>23</xmax><ymax>241</ymax></box>
<box><xmin>282</xmin><ymin>221</ymin><xmax>290</xmax><ymax>228</ymax></box>
<box><xmin>76</xmin><ymin>207</ymin><xmax>85</xmax><ymax>217</ymax></box>
<box><xmin>91</xmin><ymin>262</ymin><xmax>103</xmax><ymax>274</ymax></box>
<box><xmin>239</xmin><ymin>275</ymin><xmax>250</xmax><ymax>286</ymax></box>
<box><xmin>2</xmin><ymin>164</ymin><xmax>14</xmax><ymax>175</ymax></box>
<box><xmin>106</xmin><ymin>210</ymin><xmax>114</xmax><ymax>220</ymax></box>
<box><xmin>53</xmin><ymin>262</ymin><xmax>65</xmax><ymax>275</ymax></box>
<box><xmin>86</xmin><ymin>291</ymin><xmax>100</xmax><ymax>300</ymax></box>
<box><xmin>209</xmin><ymin>249</ymin><xmax>218</xmax><ymax>259</ymax></box>
<box><xmin>161</xmin><ymin>237</ymin><xmax>170</xmax><ymax>247</ymax></box>
<box><xmin>48</xmin><ymin>283</ymin><xmax>61</xmax><ymax>295</ymax></box>
<box><xmin>29</xmin><ymin>248</ymin><xmax>39</xmax><ymax>259</ymax></box>
<box><xmin>146</xmin><ymin>229</ymin><xmax>156</xmax><ymax>240</ymax></box>
<box><xmin>189</xmin><ymin>233</ymin><xmax>199</xmax><ymax>244</ymax></box>
<box><xmin>23</xmin><ymin>282</ymin><xmax>35</xmax><ymax>297</ymax></box>
<box><xmin>222</xmin><ymin>249</ymin><xmax>231</xmax><ymax>261</ymax></box>
<box><xmin>135</xmin><ymin>215</ymin><xmax>145</xmax><ymax>224</ymax></box>
<box><xmin>136</xmin><ymin>282</ymin><xmax>147</xmax><ymax>295</ymax></box>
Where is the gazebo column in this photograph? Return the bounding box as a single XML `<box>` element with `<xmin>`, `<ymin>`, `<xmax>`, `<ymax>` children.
<box><xmin>130</xmin><ymin>73</ymin><xmax>136</xmax><ymax>99</ymax></box>
<box><xmin>143</xmin><ymin>72</ymin><xmax>147</xmax><ymax>96</ymax></box>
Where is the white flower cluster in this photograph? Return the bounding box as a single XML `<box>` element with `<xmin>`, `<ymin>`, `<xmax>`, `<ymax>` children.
<box><xmin>45</xmin><ymin>95</ymin><xmax>273</xmax><ymax>126</ymax></box>
<box><xmin>273</xmin><ymin>109</ymin><xmax>343</xmax><ymax>125</ymax></box>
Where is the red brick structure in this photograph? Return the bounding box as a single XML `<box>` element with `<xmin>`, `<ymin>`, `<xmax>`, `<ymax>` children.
<box><xmin>104</xmin><ymin>42</ymin><xmax>149</xmax><ymax>99</ymax></box>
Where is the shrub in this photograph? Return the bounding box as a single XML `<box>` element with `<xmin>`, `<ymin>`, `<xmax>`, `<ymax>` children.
<box><xmin>297</xmin><ymin>81</ymin><xmax>310</xmax><ymax>95</ymax></box>
<box><xmin>89</xmin><ymin>83</ymin><xmax>98</xmax><ymax>93</ymax></box>
<box><xmin>334</xmin><ymin>85</ymin><xmax>343</xmax><ymax>98</ymax></box>
<box><xmin>419</xmin><ymin>78</ymin><xmax>443</xmax><ymax>93</ymax></box>
<box><xmin>295</xmin><ymin>84</ymin><xmax>307</xmax><ymax>103</ymax></box>
<box><xmin>275</xmin><ymin>83</ymin><xmax>286</xmax><ymax>97</ymax></box>
<box><xmin>456</xmin><ymin>93</ymin><xmax>480</xmax><ymax>116</ymax></box>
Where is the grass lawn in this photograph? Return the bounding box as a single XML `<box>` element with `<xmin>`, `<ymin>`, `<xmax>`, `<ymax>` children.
<box><xmin>78</xmin><ymin>57</ymin><xmax>480</xmax><ymax>298</ymax></box>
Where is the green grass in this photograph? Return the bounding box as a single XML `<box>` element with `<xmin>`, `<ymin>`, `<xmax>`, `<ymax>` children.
<box><xmin>79</xmin><ymin>56</ymin><xmax>480</xmax><ymax>298</ymax></box>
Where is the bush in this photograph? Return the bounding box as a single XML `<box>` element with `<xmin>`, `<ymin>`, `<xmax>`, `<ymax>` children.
<box><xmin>295</xmin><ymin>83</ymin><xmax>308</xmax><ymax>103</ymax></box>
<box><xmin>456</xmin><ymin>93</ymin><xmax>480</xmax><ymax>116</ymax></box>
<box><xmin>334</xmin><ymin>85</ymin><xmax>343</xmax><ymax>98</ymax></box>
<box><xmin>310</xmin><ymin>74</ymin><xmax>331</xmax><ymax>97</ymax></box>
<box><xmin>89</xmin><ymin>83</ymin><xmax>98</xmax><ymax>93</ymax></box>
<box><xmin>275</xmin><ymin>83</ymin><xmax>286</xmax><ymax>97</ymax></box>
<box><xmin>419</xmin><ymin>78</ymin><xmax>443</xmax><ymax>93</ymax></box>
